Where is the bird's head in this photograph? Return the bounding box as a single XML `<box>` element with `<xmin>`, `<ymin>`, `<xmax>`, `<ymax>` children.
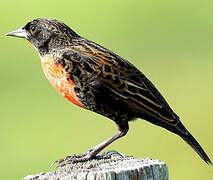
<box><xmin>6</xmin><ymin>18</ymin><xmax>80</xmax><ymax>54</ymax></box>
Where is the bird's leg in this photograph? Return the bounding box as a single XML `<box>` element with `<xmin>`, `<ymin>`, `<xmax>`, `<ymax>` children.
<box><xmin>53</xmin><ymin>122</ymin><xmax>129</xmax><ymax>167</ymax></box>
<box><xmin>85</xmin><ymin>124</ymin><xmax>129</xmax><ymax>157</ymax></box>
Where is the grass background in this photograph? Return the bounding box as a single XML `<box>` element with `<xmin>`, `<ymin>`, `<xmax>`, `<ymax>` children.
<box><xmin>1</xmin><ymin>0</ymin><xmax>212</xmax><ymax>179</ymax></box>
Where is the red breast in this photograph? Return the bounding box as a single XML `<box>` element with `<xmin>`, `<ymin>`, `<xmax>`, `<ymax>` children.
<box><xmin>40</xmin><ymin>55</ymin><xmax>85</xmax><ymax>109</ymax></box>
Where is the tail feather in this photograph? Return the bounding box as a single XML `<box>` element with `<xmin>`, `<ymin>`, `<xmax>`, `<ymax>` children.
<box><xmin>173</xmin><ymin>120</ymin><xmax>212</xmax><ymax>165</ymax></box>
<box><xmin>139</xmin><ymin>113</ymin><xmax>211</xmax><ymax>165</ymax></box>
<box><xmin>180</xmin><ymin>130</ymin><xmax>212</xmax><ymax>165</ymax></box>
<box><xmin>140</xmin><ymin>114</ymin><xmax>212</xmax><ymax>165</ymax></box>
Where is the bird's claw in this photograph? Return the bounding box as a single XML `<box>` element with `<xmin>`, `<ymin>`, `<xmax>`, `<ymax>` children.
<box><xmin>50</xmin><ymin>151</ymin><xmax>96</xmax><ymax>168</ymax></box>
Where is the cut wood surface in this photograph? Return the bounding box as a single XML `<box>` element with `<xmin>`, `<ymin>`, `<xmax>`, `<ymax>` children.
<box><xmin>23</xmin><ymin>150</ymin><xmax>168</xmax><ymax>180</ymax></box>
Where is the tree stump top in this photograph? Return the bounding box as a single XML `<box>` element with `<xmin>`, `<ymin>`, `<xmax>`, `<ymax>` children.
<box><xmin>23</xmin><ymin>150</ymin><xmax>168</xmax><ymax>180</ymax></box>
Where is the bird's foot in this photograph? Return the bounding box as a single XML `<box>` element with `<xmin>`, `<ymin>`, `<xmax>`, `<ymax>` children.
<box><xmin>51</xmin><ymin>149</ymin><xmax>98</xmax><ymax>168</ymax></box>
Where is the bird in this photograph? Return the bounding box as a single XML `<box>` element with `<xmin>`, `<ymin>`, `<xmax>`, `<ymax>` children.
<box><xmin>6</xmin><ymin>18</ymin><xmax>211</xmax><ymax>166</ymax></box>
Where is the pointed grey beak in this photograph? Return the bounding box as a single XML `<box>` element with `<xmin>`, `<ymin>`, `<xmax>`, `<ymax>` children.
<box><xmin>5</xmin><ymin>26</ymin><xmax>28</xmax><ymax>39</ymax></box>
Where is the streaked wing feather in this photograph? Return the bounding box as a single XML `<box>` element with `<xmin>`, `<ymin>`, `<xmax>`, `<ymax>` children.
<box><xmin>63</xmin><ymin>39</ymin><xmax>179</xmax><ymax>126</ymax></box>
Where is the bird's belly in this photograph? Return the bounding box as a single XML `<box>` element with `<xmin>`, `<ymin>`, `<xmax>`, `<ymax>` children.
<box><xmin>40</xmin><ymin>56</ymin><xmax>85</xmax><ymax>108</ymax></box>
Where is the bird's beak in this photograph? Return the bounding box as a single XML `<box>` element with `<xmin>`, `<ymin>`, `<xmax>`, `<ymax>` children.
<box><xmin>5</xmin><ymin>26</ymin><xmax>28</xmax><ymax>39</ymax></box>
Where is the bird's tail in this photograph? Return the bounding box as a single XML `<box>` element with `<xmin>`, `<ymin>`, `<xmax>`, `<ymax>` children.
<box><xmin>141</xmin><ymin>113</ymin><xmax>212</xmax><ymax>165</ymax></box>
<box><xmin>174</xmin><ymin>121</ymin><xmax>212</xmax><ymax>165</ymax></box>
<box><xmin>180</xmin><ymin>129</ymin><xmax>212</xmax><ymax>165</ymax></box>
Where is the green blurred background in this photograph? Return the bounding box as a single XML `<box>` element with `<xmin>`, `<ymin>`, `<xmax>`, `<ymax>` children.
<box><xmin>1</xmin><ymin>0</ymin><xmax>213</xmax><ymax>179</ymax></box>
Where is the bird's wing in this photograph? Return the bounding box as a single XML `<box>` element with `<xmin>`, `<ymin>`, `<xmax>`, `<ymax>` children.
<box><xmin>97</xmin><ymin>56</ymin><xmax>178</xmax><ymax>126</ymax></box>
<box><xmin>62</xmin><ymin>39</ymin><xmax>179</xmax><ymax>126</ymax></box>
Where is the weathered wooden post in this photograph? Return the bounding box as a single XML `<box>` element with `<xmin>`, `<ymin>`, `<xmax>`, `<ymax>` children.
<box><xmin>23</xmin><ymin>150</ymin><xmax>168</xmax><ymax>180</ymax></box>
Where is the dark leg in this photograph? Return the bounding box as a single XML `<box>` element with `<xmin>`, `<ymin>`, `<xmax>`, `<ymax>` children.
<box><xmin>53</xmin><ymin>122</ymin><xmax>129</xmax><ymax>167</ymax></box>
<box><xmin>85</xmin><ymin>122</ymin><xmax>129</xmax><ymax>157</ymax></box>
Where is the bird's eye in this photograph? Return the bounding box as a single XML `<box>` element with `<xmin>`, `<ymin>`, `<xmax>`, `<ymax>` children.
<box><xmin>30</xmin><ymin>25</ymin><xmax>36</xmax><ymax>31</ymax></box>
